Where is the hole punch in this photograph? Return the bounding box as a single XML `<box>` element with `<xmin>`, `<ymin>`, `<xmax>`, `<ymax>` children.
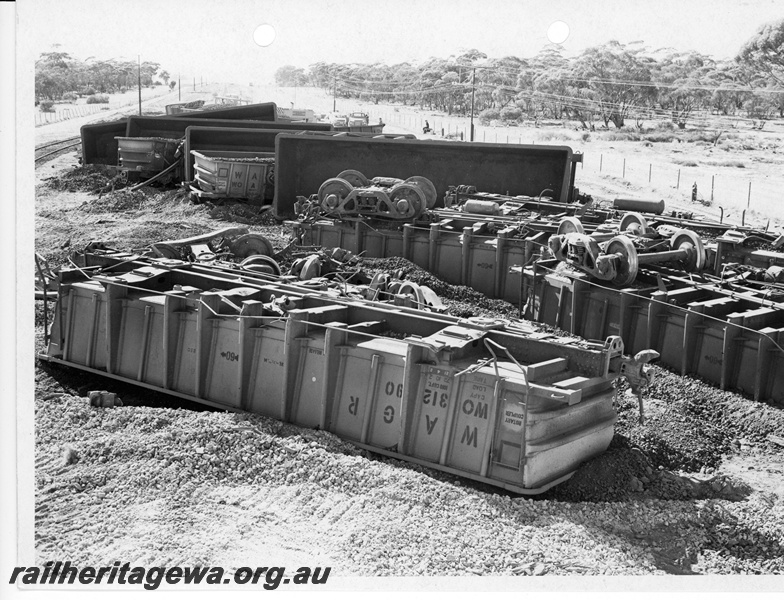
<box><xmin>253</xmin><ymin>23</ymin><xmax>276</xmax><ymax>47</ymax></box>
<box><xmin>547</xmin><ymin>21</ymin><xmax>570</xmax><ymax>45</ymax></box>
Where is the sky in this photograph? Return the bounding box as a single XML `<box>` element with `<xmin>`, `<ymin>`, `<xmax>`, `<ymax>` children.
<box><xmin>17</xmin><ymin>0</ymin><xmax>784</xmax><ymax>85</ymax></box>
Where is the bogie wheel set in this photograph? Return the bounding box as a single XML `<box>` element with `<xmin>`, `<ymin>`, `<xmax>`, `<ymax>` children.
<box><xmin>552</xmin><ymin>214</ymin><xmax>707</xmax><ymax>286</ymax></box>
<box><xmin>317</xmin><ymin>171</ymin><xmax>437</xmax><ymax>220</ymax></box>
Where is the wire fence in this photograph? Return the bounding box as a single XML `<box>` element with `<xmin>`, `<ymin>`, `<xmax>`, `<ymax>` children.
<box><xmin>366</xmin><ymin>106</ymin><xmax>784</xmax><ymax>225</ymax></box>
<box><xmin>34</xmin><ymin>89</ymin><xmax>173</xmax><ymax>127</ymax></box>
<box><xmin>579</xmin><ymin>152</ymin><xmax>782</xmax><ymax>222</ymax></box>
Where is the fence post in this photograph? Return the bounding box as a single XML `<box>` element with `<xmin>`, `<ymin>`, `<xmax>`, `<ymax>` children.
<box><xmin>711</xmin><ymin>175</ymin><xmax>715</xmax><ymax>204</ymax></box>
<box><xmin>677</xmin><ymin>169</ymin><xmax>680</xmax><ymax>189</ymax></box>
<box><xmin>747</xmin><ymin>181</ymin><xmax>752</xmax><ymax>209</ymax></box>
<box><xmin>622</xmin><ymin>158</ymin><xmax>626</xmax><ymax>179</ymax></box>
<box><xmin>483</xmin><ymin>130</ymin><xmax>486</xmax><ymax>142</ymax></box>
<box><xmin>600</xmin><ymin>154</ymin><xmax>603</xmax><ymax>172</ymax></box>
<box><xmin>648</xmin><ymin>163</ymin><xmax>652</xmax><ymax>183</ymax></box>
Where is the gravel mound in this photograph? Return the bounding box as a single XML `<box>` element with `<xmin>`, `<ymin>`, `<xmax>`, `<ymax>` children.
<box><xmin>207</xmin><ymin>202</ymin><xmax>274</xmax><ymax>225</ymax></box>
<box><xmin>613</xmin><ymin>367</ymin><xmax>784</xmax><ymax>472</ymax></box>
<box><xmin>79</xmin><ymin>189</ymin><xmax>152</xmax><ymax>213</ymax></box>
<box><xmin>360</xmin><ymin>256</ymin><xmax>520</xmax><ymax>319</ymax></box>
<box><xmin>44</xmin><ymin>165</ymin><xmax>126</xmax><ymax>194</ymax></box>
<box><xmin>35</xmin><ymin>394</ymin><xmax>784</xmax><ymax>575</ymax></box>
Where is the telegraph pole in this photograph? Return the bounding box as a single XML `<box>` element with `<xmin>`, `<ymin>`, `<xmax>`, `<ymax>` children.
<box><xmin>333</xmin><ymin>76</ymin><xmax>337</xmax><ymax>112</ymax></box>
<box><xmin>469</xmin><ymin>67</ymin><xmax>476</xmax><ymax>142</ymax></box>
<box><xmin>137</xmin><ymin>55</ymin><xmax>142</xmax><ymax>115</ymax></box>
<box><xmin>178</xmin><ymin>74</ymin><xmax>181</xmax><ymax>101</ymax></box>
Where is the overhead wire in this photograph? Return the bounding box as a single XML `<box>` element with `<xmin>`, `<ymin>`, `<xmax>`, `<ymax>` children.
<box><xmin>330</xmin><ymin>75</ymin><xmax>769</xmax><ymax>128</ymax></box>
<box><xmin>327</xmin><ymin>60</ymin><xmax>783</xmax><ymax>95</ymax></box>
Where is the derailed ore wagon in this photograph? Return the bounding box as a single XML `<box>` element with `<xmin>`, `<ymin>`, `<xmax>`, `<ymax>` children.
<box><xmin>39</xmin><ymin>249</ymin><xmax>656</xmax><ymax>494</ymax></box>
<box><xmin>291</xmin><ymin>207</ymin><xmax>784</xmax><ymax>405</ymax></box>
<box><xmin>284</xmin><ymin>152</ymin><xmax>784</xmax><ymax>406</ymax></box>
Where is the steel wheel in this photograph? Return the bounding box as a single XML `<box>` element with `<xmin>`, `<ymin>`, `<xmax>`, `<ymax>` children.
<box><xmin>669</xmin><ymin>229</ymin><xmax>706</xmax><ymax>272</ymax></box>
<box><xmin>388</xmin><ymin>183</ymin><xmax>426</xmax><ymax>218</ymax></box>
<box><xmin>397</xmin><ymin>281</ymin><xmax>426</xmax><ymax>307</ymax></box>
<box><xmin>317</xmin><ymin>177</ymin><xmax>354</xmax><ymax>211</ymax></box>
<box><xmin>230</xmin><ymin>234</ymin><xmax>273</xmax><ymax>259</ymax></box>
<box><xmin>336</xmin><ymin>169</ymin><xmax>369</xmax><ymax>187</ymax></box>
<box><xmin>619</xmin><ymin>212</ymin><xmax>648</xmax><ymax>235</ymax></box>
<box><xmin>240</xmin><ymin>254</ymin><xmax>281</xmax><ymax>276</ymax></box>
<box><xmin>298</xmin><ymin>255</ymin><xmax>322</xmax><ymax>280</ymax></box>
<box><xmin>404</xmin><ymin>176</ymin><xmax>438</xmax><ymax>209</ymax></box>
<box><xmin>605</xmin><ymin>235</ymin><xmax>639</xmax><ymax>286</ymax></box>
<box><xmin>557</xmin><ymin>216</ymin><xmax>585</xmax><ymax>235</ymax></box>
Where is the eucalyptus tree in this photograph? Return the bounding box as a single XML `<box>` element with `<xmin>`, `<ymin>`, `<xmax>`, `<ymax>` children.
<box><xmin>737</xmin><ymin>18</ymin><xmax>784</xmax><ymax>86</ymax></box>
<box><xmin>35</xmin><ymin>52</ymin><xmax>76</xmax><ymax>100</ymax></box>
<box><xmin>274</xmin><ymin>65</ymin><xmax>309</xmax><ymax>87</ymax></box>
<box><xmin>570</xmin><ymin>41</ymin><xmax>657</xmax><ymax>128</ymax></box>
<box><xmin>652</xmin><ymin>50</ymin><xmax>715</xmax><ymax>128</ymax></box>
<box><xmin>527</xmin><ymin>45</ymin><xmax>572</xmax><ymax>120</ymax></box>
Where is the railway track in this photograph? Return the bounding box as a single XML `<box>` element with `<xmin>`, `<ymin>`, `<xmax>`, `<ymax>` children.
<box><xmin>35</xmin><ymin>136</ymin><xmax>81</xmax><ymax>165</ymax></box>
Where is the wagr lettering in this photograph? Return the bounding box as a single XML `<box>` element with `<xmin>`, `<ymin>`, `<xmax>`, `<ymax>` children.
<box><xmin>262</xmin><ymin>357</ymin><xmax>283</xmax><ymax>367</ymax></box>
<box><xmin>461</xmin><ymin>425</ymin><xmax>478</xmax><ymax>447</ymax></box>
<box><xmin>307</xmin><ymin>348</ymin><xmax>323</xmax><ymax>355</ymax></box>
<box><xmin>422</xmin><ymin>388</ymin><xmax>449</xmax><ymax>408</ymax></box>
<box><xmin>461</xmin><ymin>399</ymin><xmax>489</xmax><ymax>419</ymax></box>
<box><xmin>384</xmin><ymin>381</ymin><xmax>403</xmax><ymax>398</ymax></box>
<box><xmin>383</xmin><ymin>406</ymin><xmax>395</xmax><ymax>424</ymax></box>
<box><xmin>425</xmin><ymin>415</ymin><xmax>438</xmax><ymax>434</ymax></box>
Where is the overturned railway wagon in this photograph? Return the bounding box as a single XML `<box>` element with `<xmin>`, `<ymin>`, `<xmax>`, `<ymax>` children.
<box><xmin>521</xmin><ymin>262</ymin><xmax>784</xmax><ymax>404</ymax></box>
<box><xmin>291</xmin><ymin>214</ymin><xmax>784</xmax><ymax>405</ymax></box>
<box><xmin>39</xmin><ymin>250</ymin><xmax>654</xmax><ymax>494</ymax></box>
<box><xmin>80</xmin><ymin>101</ymin><xmax>282</xmax><ymax>165</ymax></box>
<box><xmin>292</xmin><ymin>169</ymin><xmax>784</xmax><ymax>408</ymax></box>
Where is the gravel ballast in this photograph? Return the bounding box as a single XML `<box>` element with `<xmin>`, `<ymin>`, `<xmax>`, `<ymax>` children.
<box><xmin>35</xmin><ymin>390</ymin><xmax>783</xmax><ymax>576</ymax></box>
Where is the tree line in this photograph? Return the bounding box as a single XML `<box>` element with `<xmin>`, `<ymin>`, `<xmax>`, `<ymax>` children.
<box><xmin>275</xmin><ymin>19</ymin><xmax>784</xmax><ymax>129</ymax></box>
<box><xmin>35</xmin><ymin>50</ymin><xmax>173</xmax><ymax>102</ymax></box>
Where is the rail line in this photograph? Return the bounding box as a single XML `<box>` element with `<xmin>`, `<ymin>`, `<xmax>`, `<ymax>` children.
<box><xmin>35</xmin><ymin>136</ymin><xmax>82</xmax><ymax>165</ymax></box>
